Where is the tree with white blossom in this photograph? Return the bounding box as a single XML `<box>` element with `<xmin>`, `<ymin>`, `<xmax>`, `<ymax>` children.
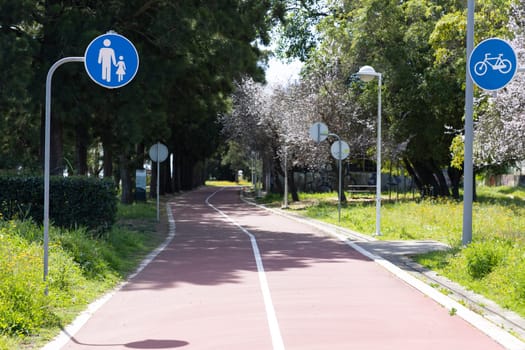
<box><xmin>221</xmin><ymin>65</ymin><xmax>372</xmax><ymax>200</ymax></box>
<box><xmin>474</xmin><ymin>0</ymin><xmax>525</xmax><ymax>169</ymax></box>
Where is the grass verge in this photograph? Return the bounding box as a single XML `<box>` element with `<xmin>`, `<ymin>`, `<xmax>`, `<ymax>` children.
<box><xmin>0</xmin><ymin>200</ymin><xmax>162</xmax><ymax>349</ymax></box>
<box><xmin>205</xmin><ymin>180</ymin><xmax>251</xmax><ymax>187</ymax></box>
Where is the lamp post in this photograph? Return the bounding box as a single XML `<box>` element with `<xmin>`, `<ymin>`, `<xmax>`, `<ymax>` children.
<box><xmin>356</xmin><ymin>65</ymin><xmax>382</xmax><ymax>236</ymax></box>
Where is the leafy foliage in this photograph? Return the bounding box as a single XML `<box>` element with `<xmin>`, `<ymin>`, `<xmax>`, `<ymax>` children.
<box><xmin>464</xmin><ymin>239</ymin><xmax>507</xmax><ymax>279</ymax></box>
<box><xmin>474</xmin><ymin>0</ymin><xmax>525</xmax><ymax>168</ymax></box>
<box><xmin>0</xmin><ymin>227</ymin><xmax>49</xmax><ymax>337</ymax></box>
<box><xmin>0</xmin><ymin>1</ymin><xmax>285</xmax><ymax>198</ymax></box>
<box><xmin>271</xmin><ymin>0</ymin><xmax>516</xmax><ymax>197</ymax></box>
<box><xmin>0</xmin><ymin>201</ymin><xmax>158</xmax><ymax>347</ymax></box>
<box><xmin>0</xmin><ymin>176</ymin><xmax>117</xmax><ymax>233</ymax></box>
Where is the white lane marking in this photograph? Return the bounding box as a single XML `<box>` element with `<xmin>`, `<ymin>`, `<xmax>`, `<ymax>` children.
<box><xmin>205</xmin><ymin>188</ymin><xmax>285</xmax><ymax>350</ymax></box>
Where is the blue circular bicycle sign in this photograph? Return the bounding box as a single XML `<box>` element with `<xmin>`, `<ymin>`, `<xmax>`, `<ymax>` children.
<box><xmin>468</xmin><ymin>38</ymin><xmax>517</xmax><ymax>91</ymax></box>
<box><xmin>84</xmin><ymin>32</ymin><xmax>139</xmax><ymax>89</ymax></box>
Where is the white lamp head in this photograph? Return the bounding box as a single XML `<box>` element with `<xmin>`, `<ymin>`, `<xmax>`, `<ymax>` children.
<box><xmin>356</xmin><ymin>65</ymin><xmax>377</xmax><ymax>82</ymax></box>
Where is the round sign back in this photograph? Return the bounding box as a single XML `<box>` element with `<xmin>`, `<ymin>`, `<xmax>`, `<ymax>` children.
<box><xmin>330</xmin><ymin>140</ymin><xmax>350</xmax><ymax>160</ymax></box>
<box><xmin>309</xmin><ymin>122</ymin><xmax>329</xmax><ymax>143</ymax></box>
<box><xmin>149</xmin><ymin>143</ymin><xmax>169</xmax><ymax>162</ymax></box>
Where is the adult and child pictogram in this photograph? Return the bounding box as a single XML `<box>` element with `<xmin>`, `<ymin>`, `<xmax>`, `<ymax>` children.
<box><xmin>84</xmin><ymin>32</ymin><xmax>139</xmax><ymax>89</ymax></box>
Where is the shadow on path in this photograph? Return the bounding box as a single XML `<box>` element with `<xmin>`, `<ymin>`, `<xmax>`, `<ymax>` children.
<box><xmin>69</xmin><ymin>337</ymin><xmax>189</xmax><ymax>348</ymax></box>
<box><xmin>124</xmin><ymin>186</ymin><xmax>370</xmax><ymax>291</ymax></box>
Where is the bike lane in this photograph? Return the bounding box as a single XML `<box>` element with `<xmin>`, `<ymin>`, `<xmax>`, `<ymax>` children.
<box><xmin>59</xmin><ymin>187</ymin><xmax>274</xmax><ymax>349</ymax></box>
<box><xmin>54</xmin><ymin>186</ymin><xmax>509</xmax><ymax>350</ymax></box>
<box><xmin>209</xmin><ymin>187</ymin><xmax>506</xmax><ymax>350</ymax></box>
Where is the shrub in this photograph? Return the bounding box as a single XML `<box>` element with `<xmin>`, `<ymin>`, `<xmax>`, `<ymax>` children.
<box><xmin>0</xmin><ymin>199</ymin><xmax>156</xmax><ymax>346</ymax></box>
<box><xmin>464</xmin><ymin>240</ymin><xmax>507</xmax><ymax>279</ymax></box>
<box><xmin>510</xmin><ymin>258</ymin><xmax>525</xmax><ymax>301</ymax></box>
<box><xmin>0</xmin><ymin>228</ymin><xmax>49</xmax><ymax>336</ymax></box>
<box><xmin>56</xmin><ymin>229</ymin><xmax>110</xmax><ymax>279</ymax></box>
<box><xmin>0</xmin><ymin>176</ymin><xmax>117</xmax><ymax>233</ymax></box>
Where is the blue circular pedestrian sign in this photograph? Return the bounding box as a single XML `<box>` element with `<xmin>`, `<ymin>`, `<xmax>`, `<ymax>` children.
<box><xmin>468</xmin><ymin>38</ymin><xmax>517</xmax><ymax>91</ymax></box>
<box><xmin>84</xmin><ymin>32</ymin><xmax>139</xmax><ymax>89</ymax></box>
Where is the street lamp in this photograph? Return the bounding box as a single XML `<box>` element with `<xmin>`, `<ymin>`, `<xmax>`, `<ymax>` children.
<box><xmin>356</xmin><ymin>65</ymin><xmax>382</xmax><ymax>236</ymax></box>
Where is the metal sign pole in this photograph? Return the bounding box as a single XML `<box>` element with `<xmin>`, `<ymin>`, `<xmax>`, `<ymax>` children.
<box><xmin>44</xmin><ymin>57</ymin><xmax>84</xmax><ymax>293</ymax></box>
<box><xmin>329</xmin><ymin>133</ymin><xmax>342</xmax><ymax>223</ymax></box>
<box><xmin>148</xmin><ymin>142</ymin><xmax>167</xmax><ymax>222</ymax></box>
<box><xmin>463</xmin><ymin>0</ymin><xmax>475</xmax><ymax>245</ymax></box>
<box><xmin>283</xmin><ymin>146</ymin><xmax>288</xmax><ymax>208</ymax></box>
<box><xmin>42</xmin><ymin>33</ymin><xmax>139</xmax><ymax>294</ymax></box>
<box><xmin>157</xmin><ymin>142</ymin><xmax>160</xmax><ymax>222</ymax></box>
<box><xmin>338</xmin><ymin>140</ymin><xmax>342</xmax><ymax>223</ymax></box>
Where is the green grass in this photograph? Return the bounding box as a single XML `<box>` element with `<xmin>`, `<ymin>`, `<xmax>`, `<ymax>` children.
<box><xmin>206</xmin><ymin>180</ymin><xmax>251</xmax><ymax>187</ymax></box>
<box><xmin>0</xmin><ymin>200</ymin><xmax>160</xmax><ymax>349</ymax></box>
<box><xmin>264</xmin><ymin>186</ymin><xmax>525</xmax><ymax>318</ymax></box>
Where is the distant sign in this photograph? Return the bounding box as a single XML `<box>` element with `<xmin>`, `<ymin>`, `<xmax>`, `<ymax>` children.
<box><xmin>149</xmin><ymin>143</ymin><xmax>168</xmax><ymax>162</ymax></box>
<box><xmin>468</xmin><ymin>38</ymin><xmax>517</xmax><ymax>91</ymax></box>
<box><xmin>84</xmin><ymin>32</ymin><xmax>139</xmax><ymax>89</ymax></box>
<box><xmin>309</xmin><ymin>122</ymin><xmax>329</xmax><ymax>143</ymax></box>
<box><xmin>330</xmin><ymin>140</ymin><xmax>350</xmax><ymax>160</ymax></box>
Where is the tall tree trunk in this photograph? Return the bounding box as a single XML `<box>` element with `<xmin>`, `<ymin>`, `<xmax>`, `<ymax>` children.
<box><xmin>162</xmin><ymin>160</ymin><xmax>172</xmax><ymax>194</ymax></box>
<box><xmin>50</xmin><ymin>115</ymin><xmax>64</xmax><ymax>175</ymax></box>
<box><xmin>41</xmin><ymin>0</ymin><xmax>65</xmax><ymax>176</ymax></box>
<box><xmin>136</xmin><ymin>142</ymin><xmax>145</xmax><ymax>169</ymax></box>
<box><xmin>119</xmin><ymin>154</ymin><xmax>133</xmax><ymax>204</ymax></box>
<box><xmin>75</xmin><ymin>124</ymin><xmax>88</xmax><ymax>175</ymax></box>
<box><xmin>273</xmin><ymin>160</ymin><xmax>284</xmax><ymax>194</ymax></box>
<box><xmin>432</xmin><ymin>160</ymin><xmax>450</xmax><ymax>196</ymax></box>
<box><xmin>103</xmin><ymin>141</ymin><xmax>113</xmax><ymax>178</ymax></box>
<box><xmin>149</xmin><ymin>161</ymin><xmax>157</xmax><ymax>199</ymax></box>
<box><xmin>289</xmin><ymin>167</ymin><xmax>299</xmax><ymax>202</ymax></box>
<box><xmin>173</xmin><ymin>153</ymin><xmax>181</xmax><ymax>192</ymax></box>
<box><xmin>181</xmin><ymin>155</ymin><xmax>193</xmax><ymax>190</ymax></box>
<box><xmin>404</xmin><ymin>158</ymin><xmax>421</xmax><ymax>190</ymax></box>
<box><xmin>404</xmin><ymin>158</ymin><xmax>450</xmax><ymax>198</ymax></box>
<box><xmin>448</xmin><ymin>166</ymin><xmax>462</xmax><ymax>199</ymax></box>
<box><xmin>150</xmin><ymin>160</ymin><xmax>170</xmax><ymax>198</ymax></box>
<box><xmin>337</xmin><ymin>163</ymin><xmax>347</xmax><ymax>204</ymax></box>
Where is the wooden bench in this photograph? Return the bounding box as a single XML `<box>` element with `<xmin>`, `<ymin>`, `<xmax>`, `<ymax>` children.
<box><xmin>347</xmin><ymin>185</ymin><xmax>376</xmax><ymax>197</ymax></box>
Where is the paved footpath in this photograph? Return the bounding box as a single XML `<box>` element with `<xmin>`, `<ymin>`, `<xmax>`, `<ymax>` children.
<box><xmin>55</xmin><ymin>186</ymin><xmax>508</xmax><ymax>350</ymax></box>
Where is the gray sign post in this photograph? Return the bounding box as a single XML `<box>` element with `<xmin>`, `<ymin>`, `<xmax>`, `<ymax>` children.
<box><xmin>44</xmin><ymin>56</ymin><xmax>84</xmax><ymax>293</ymax></box>
<box><xmin>43</xmin><ymin>32</ymin><xmax>138</xmax><ymax>293</ymax></box>
<box><xmin>309</xmin><ymin>122</ymin><xmax>350</xmax><ymax>223</ymax></box>
<box><xmin>149</xmin><ymin>142</ymin><xmax>169</xmax><ymax>221</ymax></box>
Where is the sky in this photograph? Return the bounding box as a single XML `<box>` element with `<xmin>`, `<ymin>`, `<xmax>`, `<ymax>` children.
<box><xmin>265</xmin><ymin>57</ymin><xmax>303</xmax><ymax>86</ymax></box>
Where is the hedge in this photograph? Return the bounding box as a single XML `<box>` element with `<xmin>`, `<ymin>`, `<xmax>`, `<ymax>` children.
<box><xmin>0</xmin><ymin>176</ymin><xmax>117</xmax><ymax>232</ymax></box>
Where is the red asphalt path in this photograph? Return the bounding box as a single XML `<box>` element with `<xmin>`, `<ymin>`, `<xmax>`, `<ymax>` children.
<box><xmin>57</xmin><ymin>186</ymin><xmax>505</xmax><ymax>350</ymax></box>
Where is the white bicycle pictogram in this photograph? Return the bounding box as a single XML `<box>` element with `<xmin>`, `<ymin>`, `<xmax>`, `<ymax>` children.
<box><xmin>474</xmin><ymin>53</ymin><xmax>512</xmax><ymax>76</ymax></box>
